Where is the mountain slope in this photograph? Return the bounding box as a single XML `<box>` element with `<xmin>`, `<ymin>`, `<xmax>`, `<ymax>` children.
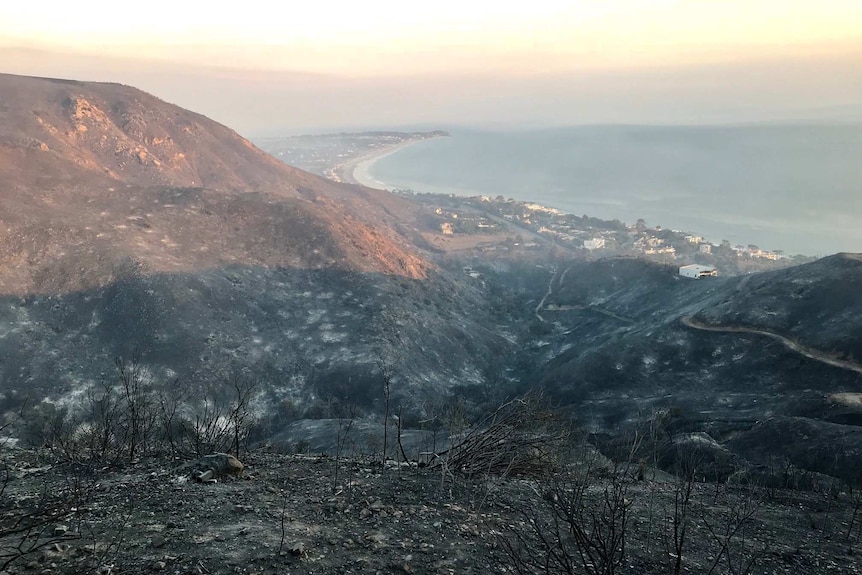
<box><xmin>691</xmin><ymin>253</ymin><xmax>862</xmax><ymax>362</ymax></box>
<box><xmin>0</xmin><ymin>72</ymin><xmax>308</xmax><ymax>191</ymax></box>
<box><xmin>0</xmin><ymin>73</ymin><xmax>430</xmax><ymax>294</ymax></box>
<box><xmin>0</xmin><ymin>73</ymin><xmax>512</xmax><ymax>418</ymax></box>
<box><xmin>525</xmin><ymin>256</ymin><xmax>862</xmax><ymax>479</ymax></box>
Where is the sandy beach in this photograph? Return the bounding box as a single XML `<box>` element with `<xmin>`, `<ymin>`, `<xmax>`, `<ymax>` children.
<box><xmin>336</xmin><ymin>137</ymin><xmax>439</xmax><ymax>189</ymax></box>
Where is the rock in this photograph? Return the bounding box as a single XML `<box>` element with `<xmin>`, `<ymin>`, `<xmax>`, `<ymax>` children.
<box><xmin>53</xmin><ymin>525</ymin><xmax>68</xmax><ymax>537</ymax></box>
<box><xmin>179</xmin><ymin>453</ymin><xmax>244</xmax><ymax>481</ymax></box>
<box><xmin>366</xmin><ymin>532</ymin><xmax>387</xmax><ymax>547</ymax></box>
<box><xmin>153</xmin><ymin>560</ymin><xmax>166</xmax><ymax>571</ymax></box>
<box><xmin>390</xmin><ymin>559</ymin><xmax>414</xmax><ymax>574</ymax></box>
<box><xmin>287</xmin><ymin>542</ymin><xmax>306</xmax><ymax>557</ymax></box>
<box><xmin>195</xmin><ymin>469</ymin><xmax>214</xmax><ymax>483</ymax></box>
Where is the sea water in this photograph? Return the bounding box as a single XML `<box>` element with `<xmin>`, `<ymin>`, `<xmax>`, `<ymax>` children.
<box><xmin>361</xmin><ymin>125</ymin><xmax>862</xmax><ymax>256</ymax></box>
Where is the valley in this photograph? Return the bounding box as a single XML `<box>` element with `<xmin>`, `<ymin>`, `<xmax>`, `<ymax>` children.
<box><xmin>2</xmin><ymin>72</ymin><xmax>862</xmax><ymax>574</ymax></box>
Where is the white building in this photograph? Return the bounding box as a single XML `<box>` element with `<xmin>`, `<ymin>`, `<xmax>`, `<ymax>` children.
<box><xmin>583</xmin><ymin>238</ymin><xmax>606</xmax><ymax>250</ymax></box>
<box><xmin>524</xmin><ymin>203</ymin><xmax>564</xmax><ymax>215</ymax></box>
<box><xmin>644</xmin><ymin>246</ymin><xmax>676</xmax><ymax>255</ymax></box>
<box><xmin>679</xmin><ymin>264</ymin><xmax>718</xmax><ymax>279</ymax></box>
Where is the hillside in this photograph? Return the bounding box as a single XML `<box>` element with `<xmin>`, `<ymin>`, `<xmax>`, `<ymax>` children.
<box><xmin>3</xmin><ymin>448</ymin><xmax>862</xmax><ymax>575</ymax></box>
<box><xmin>4</xmin><ymin>72</ymin><xmax>862</xmax><ymax>486</ymax></box>
<box><xmin>0</xmin><ymin>72</ymin><xmax>430</xmax><ymax>295</ymax></box>
<box><xmin>0</xmin><ymin>73</ymin><xmax>311</xmax><ymax>192</ymax></box>
<box><xmin>520</xmin><ymin>256</ymin><xmax>862</xmax><ymax>480</ymax></box>
<box><xmin>691</xmin><ymin>253</ymin><xmax>862</xmax><ymax>362</ymax></box>
<box><xmin>0</xmin><ymin>73</ymin><xmax>511</xmax><ymax>417</ymax></box>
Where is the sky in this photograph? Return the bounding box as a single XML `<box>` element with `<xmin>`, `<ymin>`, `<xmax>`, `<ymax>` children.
<box><xmin>2</xmin><ymin>1</ymin><xmax>861</xmax><ymax>134</ymax></box>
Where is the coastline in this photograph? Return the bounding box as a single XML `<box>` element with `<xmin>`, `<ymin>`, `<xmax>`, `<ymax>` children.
<box><xmin>337</xmin><ymin>137</ymin><xmax>437</xmax><ymax>189</ymax></box>
<box><xmin>323</xmin><ymin>128</ymin><xmax>847</xmax><ymax>255</ymax></box>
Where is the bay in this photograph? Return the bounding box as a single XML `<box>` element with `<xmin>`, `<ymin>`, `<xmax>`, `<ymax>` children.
<box><xmin>360</xmin><ymin>125</ymin><xmax>862</xmax><ymax>256</ymax></box>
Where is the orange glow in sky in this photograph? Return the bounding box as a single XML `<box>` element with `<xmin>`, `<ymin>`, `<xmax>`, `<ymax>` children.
<box><xmin>2</xmin><ymin>1</ymin><xmax>861</xmax><ymax>76</ymax></box>
<box><xmin>3</xmin><ymin>1</ymin><xmax>861</xmax><ymax>131</ymax></box>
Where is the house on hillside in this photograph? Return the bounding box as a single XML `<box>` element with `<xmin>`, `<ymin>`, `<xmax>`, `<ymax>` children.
<box><xmin>679</xmin><ymin>264</ymin><xmax>718</xmax><ymax>279</ymax></box>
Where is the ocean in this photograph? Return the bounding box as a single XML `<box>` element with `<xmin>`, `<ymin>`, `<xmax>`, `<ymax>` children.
<box><xmin>355</xmin><ymin>125</ymin><xmax>862</xmax><ymax>256</ymax></box>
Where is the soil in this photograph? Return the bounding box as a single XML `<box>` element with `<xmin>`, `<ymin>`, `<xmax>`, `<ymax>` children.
<box><xmin>3</xmin><ymin>448</ymin><xmax>862</xmax><ymax>574</ymax></box>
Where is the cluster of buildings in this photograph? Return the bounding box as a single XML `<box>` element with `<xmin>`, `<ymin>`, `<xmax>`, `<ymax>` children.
<box><xmin>685</xmin><ymin>235</ymin><xmax>712</xmax><ymax>254</ymax></box>
<box><xmin>433</xmin><ymin>207</ymin><xmax>499</xmax><ymax>235</ymax></box>
<box><xmin>732</xmin><ymin>245</ymin><xmax>782</xmax><ymax>260</ymax></box>
<box><xmin>409</xmin><ymin>193</ymin><xmax>799</xmax><ymax>275</ymax></box>
<box><xmin>633</xmin><ymin>235</ymin><xmax>677</xmax><ymax>256</ymax></box>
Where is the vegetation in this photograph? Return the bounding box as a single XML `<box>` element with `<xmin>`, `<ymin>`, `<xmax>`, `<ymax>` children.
<box><xmin>25</xmin><ymin>355</ymin><xmax>261</xmax><ymax>467</ymax></box>
<box><xmin>5</xmin><ymin>391</ymin><xmax>862</xmax><ymax>574</ymax></box>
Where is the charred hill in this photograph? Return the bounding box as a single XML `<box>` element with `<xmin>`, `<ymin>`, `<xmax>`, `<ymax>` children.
<box><xmin>519</xmin><ymin>255</ymin><xmax>862</xmax><ymax>481</ymax></box>
<box><xmin>0</xmin><ymin>73</ymin><xmax>512</xmax><ymax>417</ymax></box>
<box><xmin>3</xmin><ymin>72</ymin><xmax>862</xmax><ymax>486</ymax></box>
<box><xmin>0</xmin><ymin>72</ymin><xmax>431</xmax><ymax>293</ymax></box>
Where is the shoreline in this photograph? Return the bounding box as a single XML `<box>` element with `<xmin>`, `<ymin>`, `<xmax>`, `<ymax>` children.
<box><xmin>336</xmin><ymin>136</ymin><xmax>441</xmax><ymax>189</ymax></box>
<box><xmin>326</xmin><ymin>133</ymin><xmax>833</xmax><ymax>256</ymax></box>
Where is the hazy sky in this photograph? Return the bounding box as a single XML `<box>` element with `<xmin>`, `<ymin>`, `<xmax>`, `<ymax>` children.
<box><xmin>2</xmin><ymin>1</ymin><xmax>861</xmax><ymax>133</ymax></box>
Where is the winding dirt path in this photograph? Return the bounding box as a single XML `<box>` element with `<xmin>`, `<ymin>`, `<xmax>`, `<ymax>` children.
<box><xmin>535</xmin><ymin>266</ymin><xmax>561</xmax><ymax>322</ymax></box>
<box><xmin>681</xmin><ymin>316</ymin><xmax>862</xmax><ymax>375</ymax></box>
<box><xmin>535</xmin><ymin>264</ymin><xmax>635</xmax><ymax>324</ymax></box>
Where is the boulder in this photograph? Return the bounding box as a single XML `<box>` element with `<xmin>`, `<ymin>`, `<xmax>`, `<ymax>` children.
<box><xmin>179</xmin><ymin>453</ymin><xmax>244</xmax><ymax>482</ymax></box>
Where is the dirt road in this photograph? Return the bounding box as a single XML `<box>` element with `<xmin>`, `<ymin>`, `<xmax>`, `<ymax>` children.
<box><xmin>681</xmin><ymin>316</ymin><xmax>862</xmax><ymax>375</ymax></box>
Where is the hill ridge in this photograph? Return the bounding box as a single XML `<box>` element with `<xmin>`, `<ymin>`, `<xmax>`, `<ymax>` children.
<box><xmin>0</xmin><ymin>72</ymin><xmax>431</xmax><ymax>293</ymax></box>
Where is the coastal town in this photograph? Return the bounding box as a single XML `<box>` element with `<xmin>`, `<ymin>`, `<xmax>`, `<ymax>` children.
<box><xmin>401</xmin><ymin>191</ymin><xmax>810</xmax><ymax>275</ymax></box>
<box><xmin>258</xmin><ymin>131</ymin><xmax>813</xmax><ymax>276</ymax></box>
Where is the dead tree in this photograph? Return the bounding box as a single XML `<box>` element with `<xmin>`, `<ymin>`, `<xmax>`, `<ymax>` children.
<box><xmin>227</xmin><ymin>372</ymin><xmax>258</xmax><ymax>459</ymax></box>
<box><xmin>667</xmin><ymin>450</ymin><xmax>700</xmax><ymax>575</ymax></box>
<box><xmin>704</xmin><ymin>483</ymin><xmax>763</xmax><ymax>575</ymax></box>
<box><xmin>44</xmin><ymin>353</ymin><xmax>159</xmax><ymax>466</ymax></box>
<box><xmin>1</xmin><ymin>413</ymin><xmax>88</xmax><ymax>571</ymax></box>
<box><xmin>501</xmin><ymin>454</ymin><xmax>633</xmax><ymax>575</ymax></box>
<box><xmin>115</xmin><ymin>353</ymin><xmax>157</xmax><ymax>462</ymax></box>
<box><xmin>376</xmin><ymin>354</ymin><xmax>395</xmax><ymax>467</ymax></box>
<box><xmin>173</xmin><ymin>370</ymin><xmax>259</xmax><ymax>458</ymax></box>
<box><xmin>429</xmin><ymin>393</ymin><xmax>569</xmax><ymax>480</ymax></box>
